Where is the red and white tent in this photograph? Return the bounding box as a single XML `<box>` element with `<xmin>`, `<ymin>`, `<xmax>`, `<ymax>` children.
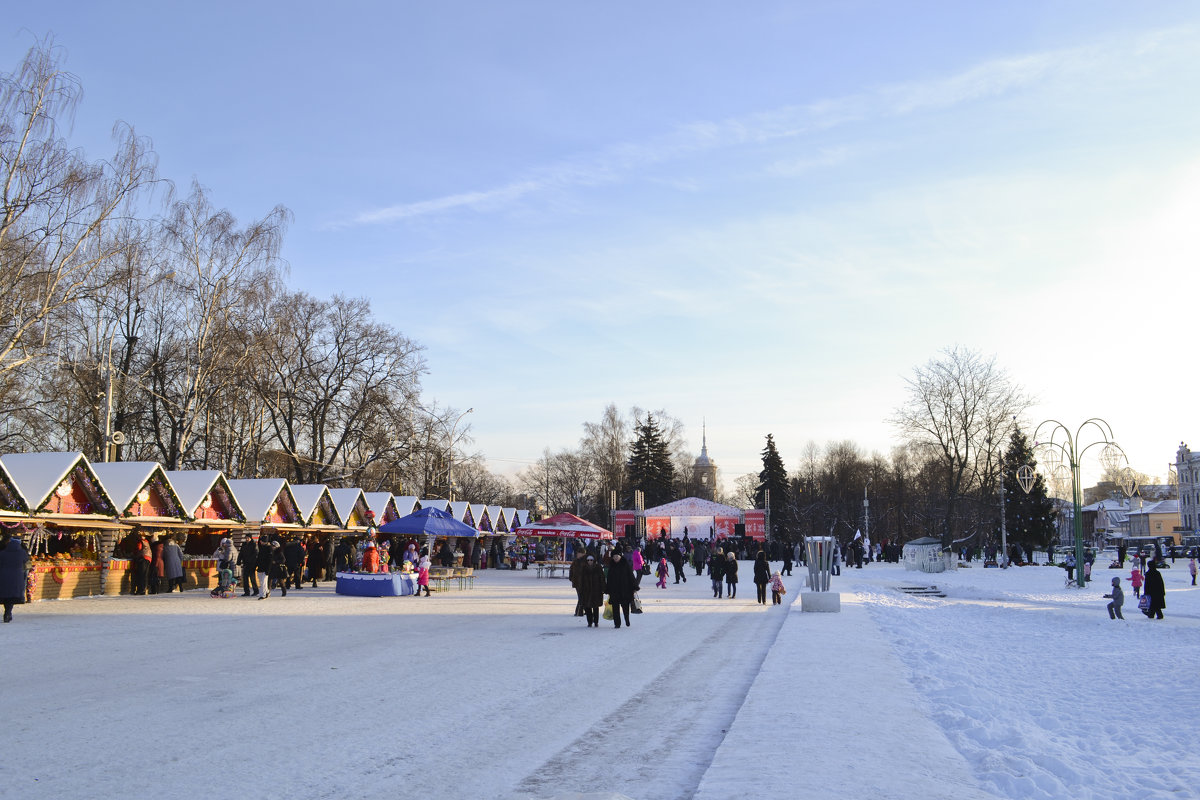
<box><xmin>514</xmin><ymin>512</ymin><xmax>614</xmax><ymax>540</ymax></box>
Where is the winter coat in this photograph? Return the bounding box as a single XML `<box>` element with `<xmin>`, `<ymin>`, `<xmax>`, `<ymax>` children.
<box><xmin>605</xmin><ymin>555</ymin><xmax>637</xmax><ymax>604</ymax></box>
<box><xmin>578</xmin><ymin>561</ymin><xmax>606</xmax><ymax>607</ymax></box>
<box><xmin>753</xmin><ymin>554</ymin><xmax>770</xmax><ymax>585</ymax></box>
<box><xmin>417</xmin><ymin>555</ymin><xmax>431</xmax><ymax>587</ymax></box>
<box><xmin>213</xmin><ymin>538</ymin><xmax>236</xmax><ymax>565</ymax></box>
<box><xmin>306</xmin><ymin>541</ymin><xmax>325</xmax><ymax>580</ymax></box>
<box><xmin>283</xmin><ymin>539</ymin><xmax>305</xmax><ymax>568</ymax></box>
<box><xmin>724</xmin><ymin>557</ymin><xmax>739</xmax><ymax>584</ymax></box>
<box><xmin>708</xmin><ymin>554</ymin><xmax>725</xmax><ymax>581</ymax></box>
<box><xmin>1103</xmin><ymin>583</ymin><xmax>1124</xmax><ymax>607</ymax></box>
<box><xmin>656</xmin><ymin>558</ymin><xmax>669</xmax><ymax>578</ymax></box>
<box><xmin>769</xmin><ymin>574</ymin><xmax>785</xmax><ymax>594</ymax></box>
<box><xmin>1144</xmin><ymin>566</ymin><xmax>1166</xmax><ymax>607</ymax></box>
<box><xmin>0</xmin><ymin>537</ymin><xmax>31</xmax><ymax>601</ymax></box>
<box><xmin>439</xmin><ymin>543</ymin><xmax>455</xmax><ymax>567</ymax></box>
<box><xmin>237</xmin><ymin>540</ymin><xmax>259</xmax><ymax>571</ymax></box>
<box><xmin>269</xmin><ymin>543</ymin><xmax>288</xmax><ymax>579</ymax></box>
<box><xmin>161</xmin><ymin>541</ymin><xmax>184</xmax><ymax>580</ymax></box>
<box><xmin>255</xmin><ymin>541</ymin><xmax>275</xmax><ymax>573</ymax></box>
<box><xmin>569</xmin><ymin>554</ymin><xmax>589</xmax><ymax>587</ymax></box>
<box><xmin>1130</xmin><ymin>568</ymin><xmax>1143</xmax><ymax>589</ymax></box>
<box><xmin>361</xmin><ymin>545</ymin><xmax>380</xmax><ymax>573</ymax></box>
<box><xmin>152</xmin><ymin>541</ymin><xmax>165</xmax><ymax>578</ymax></box>
<box><xmin>630</xmin><ymin>550</ymin><xmax>644</xmax><ymax>573</ymax></box>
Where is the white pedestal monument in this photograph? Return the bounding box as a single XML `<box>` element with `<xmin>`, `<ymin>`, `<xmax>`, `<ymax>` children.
<box><xmin>801</xmin><ymin>535</ymin><xmax>841</xmax><ymax>612</ymax></box>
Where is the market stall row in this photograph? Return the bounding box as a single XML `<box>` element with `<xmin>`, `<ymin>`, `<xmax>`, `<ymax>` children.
<box><xmin>0</xmin><ymin>451</ymin><xmax>530</xmax><ymax>601</ymax></box>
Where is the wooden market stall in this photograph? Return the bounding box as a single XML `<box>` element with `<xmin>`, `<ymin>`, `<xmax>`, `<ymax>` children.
<box><xmin>93</xmin><ymin>461</ymin><xmax>192</xmax><ymax>594</ymax></box>
<box><xmin>0</xmin><ymin>452</ymin><xmax>123</xmax><ymax>601</ymax></box>
<box><xmin>163</xmin><ymin>469</ymin><xmax>247</xmax><ymax>590</ymax></box>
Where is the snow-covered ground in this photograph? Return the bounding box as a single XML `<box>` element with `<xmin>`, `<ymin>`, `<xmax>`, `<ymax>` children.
<box><xmin>2</xmin><ymin>557</ymin><xmax>1197</xmax><ymax>800</ymax></box>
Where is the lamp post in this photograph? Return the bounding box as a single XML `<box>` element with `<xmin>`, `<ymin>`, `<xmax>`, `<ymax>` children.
<box><xmin>1031</xmin><ymin>418</ymin><xmax>1126</xmax><ymax>588</ymax></box>
<box><xmin>447</xmin><ymin>407</ymin><xmax>473</xmax><ymax>502</ymax></box>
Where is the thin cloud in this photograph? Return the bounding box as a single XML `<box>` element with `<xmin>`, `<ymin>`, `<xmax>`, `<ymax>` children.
<box><xmin>337</xmin><ymin>28</ymin><xmax>1186</xmax><ymax>228</ymax></box>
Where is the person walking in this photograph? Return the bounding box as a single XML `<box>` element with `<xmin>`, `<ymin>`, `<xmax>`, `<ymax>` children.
<box><xmin>1142</xmin><ymin>561</ymin><xmax>1165</xmax><ymax>619</ymax></box>
<box><xmin>161</xmin><ymin>536</ymin><xmax>185</xmax><ymax>592</ymax></box>
<box><xmin>605</xmin><ymin>548</ymin><xmax>636</xmax><ymax>628</ymax></box>
<box><xmin>709</xmin><ymin>548</ymin><xmax>725</xmax><ymax>598</ymax></box>
<box><xmin>782</xmin><ymin>546</ymin><xmax>793</xmax><ymax>577</ymax></box>
<box><xmin>1189</xmin><ymin>557</ymin><xmax>1197</xmax><ymax>587</ymax></box>
<box><xmin>284</xmin><ymin>536</ymin><xmax>306</xmax><ymax>588</ymax></box>
<box><xmin>1129</xmin><ymin>564</ymin><xmax>1143</xmax><ymax>599</ymax></box>
<box><xmin>416</xmin><ymin>552</ymin><xmax>431</xmax><ymax>597</ymax></box>
<box><xmin>238</xmin><ymin>535</ymin><xmax>260</xmax><ymax>597</ymax></box>
<box><xmin>724</xmin><ymin>551</ymin><xmax>739</xmax><ymax>599</ymax></box>
<box><xmin>769</xmin><ymin>571</ymin><xmax>786</xmax><ymax>605</ymax></box>
<box><xmin>578</xmin><ymin>554</ymin><xmax>605</xmax><ymax>627</ymax></box>
<box><xmin>753</xmin><ymin>551</ymin><xmax>770</xmax><ymax>605</ymax></box>
<box><xmin>656</xmin><ymin>556</ymin><xmax>669</xmax><ymax>589</ymax></box>
<box><xmin>569</xmin><ymin>548</ymin><xmax>590</xmax><ymax>617</ymax></box>
<box><xmin>1103</xmin><ymin>576</ymin><xmax>1124</xmax><ymax>620</ymax></box>
<box><xmin>669</xmin><ymin>543</ymin><xmax>686</xmax><ymax>584</ymax></box>
<box><xmin>0</xmin><ymin>532</ymin><xmax>31</xmax><ymax>622</ymax></box>
<box><xmin>256</xmin><ymin>536</ymin><xmax>276</xmax><ymax>599</ymax></box>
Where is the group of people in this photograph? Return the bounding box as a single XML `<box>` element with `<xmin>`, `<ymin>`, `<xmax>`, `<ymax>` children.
<box><xmin>1105</xmin><ymin>560</ymin><xmax>1169</xmax><ymax>620</ymax></box>
<box><xmin>127</xmin><ymin>533</ymin><xmax>187</xmax><ymax>595</ymax></box>
<box><xmin>568</xmin><ymin>543</ymin><xmax>637</xmax><ymax>628</ymax></box>
<box><xmin>568</xmin><ymin>541</ymin><xmax>794</xmax><ymax>627</ymax></box>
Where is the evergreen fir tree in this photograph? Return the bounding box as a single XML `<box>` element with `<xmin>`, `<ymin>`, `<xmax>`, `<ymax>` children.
<box><xmin>1002</xmin><ymin>428</ymin><xmax>1057</xmax><ymax>553</ymax></box>
<box><xmin>626</xmin><ymin>413</ymin><xmax>676</xmax><ymax>509</ymax></box>
<box><xmin>755</xmin><ymin>434</ymin><xmax>793</xmax><ymax>539</ymax></box>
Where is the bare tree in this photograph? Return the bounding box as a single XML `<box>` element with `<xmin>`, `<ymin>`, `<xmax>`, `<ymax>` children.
<box><xmin>890</xmin><ymin>346</ymin><xmax>1028</xmax><ymax>546</ymax></box>
<box><xmin>141</xmin><ymin>183</ymin><xmax>288</xmax><ymax>468</ymax></box>
<box><xmin>0</xmin><ymin>39</ymin><xmax>156</xmax><ymax>418</ymax></box>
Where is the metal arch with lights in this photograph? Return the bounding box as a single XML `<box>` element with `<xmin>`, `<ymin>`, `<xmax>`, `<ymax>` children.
<box><xmin>1031</xmin><ymin>418</ymin><xmax>1128</xmax><ymax>588</ymax></box>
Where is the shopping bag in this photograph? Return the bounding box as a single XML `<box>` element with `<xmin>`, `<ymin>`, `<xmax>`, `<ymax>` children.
<box><xmin>1138</xmin><ymin>595</ymin><xmax>1150</xmax><ymax>611</ymax></box>
<box><xmin>602</xmin><ymin>600</ymin><xmax>613</xmax><ymax>620</ymax></box>
<box><xmin>631</xmin><ymin>593</ymin><xmax>643</xmax><ymax>614</ymax></box>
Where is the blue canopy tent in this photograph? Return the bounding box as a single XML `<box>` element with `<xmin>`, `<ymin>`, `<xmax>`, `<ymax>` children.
<box><xmin>378</xmin><ymin>506</ymin><xmax>478</xmax><ymax>538</ymax></box>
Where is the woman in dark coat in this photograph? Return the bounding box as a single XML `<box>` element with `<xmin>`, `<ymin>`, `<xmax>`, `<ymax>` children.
<box><xmin>578</xmin><ymin>554</ymin><xmax>606</xmax><ymax>627</ymax></box>
<box><xmin>306</xmin><ymin>537</ymin><xmax>325</xmax><ymax>587</ymax></box>
<box><xmin>605</xmin><ymin>549</ymin><xmax>637</xmax><ymax>628</ymax></box>
<box><xmin>1142</xmin><ymin>561</ymin><xmax>1166</xmax><ymax>619</ymax></box>
<box><xmin>724</xmin><ymin>551</ymin><xmax>739</xmax><ymax>598</ymax></box>
<box><xmin>0</xmin><ymin>533</ymin><xmax>31</xmax><ymax>622</ymax></box>
<box><xmin>753</xmin><ymin>551</ymin><xmax>771</xmax><ymax>605</ymax></box>
<box><xmin>709</xmin><ymin>548</ymin><xmax>725</xmax><ymax>598</ymax></box>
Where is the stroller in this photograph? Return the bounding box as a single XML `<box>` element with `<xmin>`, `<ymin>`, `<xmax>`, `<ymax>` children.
<box><xmin>210</xmin><ymin>565</ymin><xmax>237</xmax><ymax>598</ymax></box>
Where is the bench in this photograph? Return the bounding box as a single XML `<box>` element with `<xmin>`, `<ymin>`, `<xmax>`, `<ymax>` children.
<box><xmin>534</xmin><ymin>561</ymin><xmax>572</xmax><ymax>578</ymax></box>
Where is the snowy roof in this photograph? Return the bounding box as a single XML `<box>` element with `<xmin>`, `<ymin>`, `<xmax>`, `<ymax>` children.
<box><xmin>421</xmin><ymin>498</ymin><xmax>452</xmax><ymax>513</ymax></box>
<box><xmin>499</xmin><ymin>507</ymin><xmax>516</xmax><ymax>532</ymax></box>
<box><xmin>288</xmin><ymin>484</ymin><xmax>335</xmax><ymax>525</ymax></box>
<box><xmin>392</xmin><ymin>495</ymin><xmax>420</xmax><ymax>516</ymax></box>
<box><xmin>0</xmin><ymin>452</ymin><xmax>117</xmax><ymax>515</ymax></box>
<box><xmin>643</xmin><ymin>497</ymin><xmax>744</xmax><ymax>517</ymax></box>
<box><xmin>449</xmin><ymin>501</ymin><xmax>475</xmax><ymax>525</ymax></box>
<box><xmin>362</xmin><ymin>492</ymin><xmax>397</xmax><ymax>521</ymax></box>
<box><xmin>1128</xmin><ymin>499</ymin><xmax>1180</xmax><ymax>516</ymax></box>
<box><xmin>164</xmin><ymin>470</ymin><xmax>246</xmax><ymax>521</ymax></box>
<box><xmin>90</xmin><ymin>462</ymin><xmax>185</xmax><ymax>518</ymax></box>
<box><xmin>485</xmin><ymin>505</ymin><xmax>502</xmax><ymax>531</ymax></box>
<box><xmin>328</xmin><ymin>488</ymin><xmax>367</xmax><ymax>527</ymax></box>
<box><xmin>226</xmin><ymin>479</ymin><xmax>300</xmax><ymax>524</ymax></box>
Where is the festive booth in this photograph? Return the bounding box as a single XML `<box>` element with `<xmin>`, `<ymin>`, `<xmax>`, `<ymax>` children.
<box><xmin>164</xmin><ymin>469</ymin><xmax>246</xmax><ymax>591</ymax></box>
<box><xmin>514</xmin><ymin>512</ymin><xmax>614</xmax><ymax>563</ymax></box>
<box><xmin>356</xmin><ymin>507</ymin><xmax>481</xmax><ymax>594</ymax></box>
<box><xmin>0</xmin><ymin>452</ymin><xmax>121</xmax><ymax>601</ymax></box>
<box><xmin>94</xmin><ymin>462</ymin><xmax>195</xmax><ymax>594</ymax></box>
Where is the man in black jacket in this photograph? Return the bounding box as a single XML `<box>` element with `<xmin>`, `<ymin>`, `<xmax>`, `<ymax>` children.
<box><xmin>283</xmin><ymin>537</ymin><xmax>306</xmax><ymax>589</ymax></box>
<box><xmin>238</xmin><ymin>535</ymin><xmax>259</xmax><ymax>596</ymax></box>
<box><xmin>605</xmin><ymin>548</ymin><xmax>636</xmax><ymax>629</ymax></box>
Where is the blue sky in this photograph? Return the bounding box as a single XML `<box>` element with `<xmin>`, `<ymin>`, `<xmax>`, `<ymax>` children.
<box><xmin>9</xmin><ymin>2</ymin><xmax>1200</xmax><ymax>490</ymax></box>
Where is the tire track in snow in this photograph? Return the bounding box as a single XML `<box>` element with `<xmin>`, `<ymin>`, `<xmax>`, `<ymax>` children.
<box><xmin>510</xmin><ymin>594</ymin><xmax>795</xmax><ymax>800</ymax></box>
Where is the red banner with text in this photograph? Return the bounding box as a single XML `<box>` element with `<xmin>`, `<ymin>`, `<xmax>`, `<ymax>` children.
<box><xmin>744</xmin><ymin>510</ymin><xmax>766</xmax><ymax>540</ymax></box>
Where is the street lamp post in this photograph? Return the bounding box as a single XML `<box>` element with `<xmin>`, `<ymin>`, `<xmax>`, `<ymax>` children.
<box><xmin>447</xmin><ymin>407</ymin><xmax>473</xmax><ymax>502</ymax></box>
<box><xmin>1032</xmin><ymin>418</ymin><xmax>1126</xmax><ymax>588</ymax></box>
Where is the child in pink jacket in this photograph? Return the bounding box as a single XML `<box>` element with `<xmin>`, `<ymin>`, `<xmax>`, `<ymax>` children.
<box><xmin>656</xmin><ymin>557</ymin><xmax>669</xmax><ymax>589</ymax></box>
<box><xmin>1129</xmin><ymin>565</ymin><xmax>1143</xmax><ymax>598</ymax></box>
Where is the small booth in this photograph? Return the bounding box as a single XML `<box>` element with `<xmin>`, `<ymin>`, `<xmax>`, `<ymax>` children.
<box><xmin>165</xmin><ymin>469</ymin><xmax>246</xmax><ymax>589</ymax></box>
<box><xmin>0</xmin><ymin>452</ymin><xmax>121</xmax><ymax>601</ymax></box>
<box><xmin>903</xmin><ymin>537</ymin><xmax>949</xmax><ymax>573</ymax></box>
<box><xmin>514</xmin><ymin>512</ymin><xmax>615</xmax><ymax>576</ymax></box>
